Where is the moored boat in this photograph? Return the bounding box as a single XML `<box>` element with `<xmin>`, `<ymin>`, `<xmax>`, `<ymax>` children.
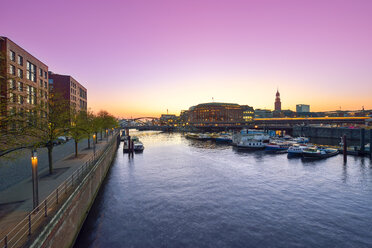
<box><xmin>236</xmin><ymin>133</ymin><xmax>270</xmax><ymax>150</ymax></box>
<box><xmin>293</xmin><ymin>137</ymin><xmax>309</xmax><ymax>144</ymax></box>
<box><xmin>287</xmin><ymin>144</ymin><xmax>308</xmax><ymax>157</ymax></box>
<box><xmin>215</xmin><ymin>133</ymin><xmax>232</xmax><ymax>143</ymax></box>
<box><xmin>302</xmin><ymin>147</ymin><xmax>339</xmax><ymax>160</ymax></box>
<box><xmin>265</xmin><ymin>142</ymin><xmax>291</xmax><ymax>153</ymax></box>
<box><xmin>133</xmin><ymin>141</ymin><xmax>144</xmax><ymax>152</ymax></box>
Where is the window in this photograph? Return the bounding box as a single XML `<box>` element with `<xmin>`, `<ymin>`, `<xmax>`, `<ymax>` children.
<box><xmin>17</xmin><ymin>55</ymin><xmax>23</xmax><ymax>66</ymax></box>
<box><xmin>9</xmin><ymin>93</ymin><xmax>16</xmax><ymax>103</ymax></box>
<box><xmin>9</xmin><ymin>50</ymin><xmax>15</xmax><ymax>61</ymax></box>
<box><xmin>26</xmin><ymin>61</ymin><xmax>36</xmax><ymax>82</ymax></box>
<box><xmin>18</xmin><ymin>82</ymin><xmax>23</xmax><ymax>91</ymax></box>
<box><xmin>9</xmin><ymin>65</ymin><xmax>15</xmax><ymax>75</ymax></box>
<box><xmin>40</xmin><ymin>79</ymin><xmax>43</xmax><ymax>87</ymax></box>
<box><xmin>17</xmin><ymin>68</ymin><xmax>23</xmax><ymax>78</ymax></box>
<box><xmin>39</xmin><ymin>68</ymin><xmax>43</xmax><ymax>77</ymax></box>
<box><xmin>9</xmin><ymin>79</ymin><xmax>16</xmax><ymax>90</ymax></box>
<box><xmin>18</xmin><ymin>95</ymin><xmax>24</xmax><ymax>104</ymax></box>
<box><xmin>44</xmin><ymin>71</ymin><xmax>47</xmax><ymax>79</ymax></box>
<box><xmin>44</xmin><ymin>81</ymin><xmax>47</xmax><ymax>88</ymax></box>
<box><xmin>40</xmin><ymin>90</ymin><xmax>43</xmax><ymax>97</ymax></box>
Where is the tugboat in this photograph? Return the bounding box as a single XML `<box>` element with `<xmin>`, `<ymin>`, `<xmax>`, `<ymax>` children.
<box><xmin>302</xmin><ymin>147</ymin><xmax>339</xmax><ymax>160</ymax></box>
<box><xmin>287</xmin><ymin>144</ymin><xmax>309</xmax><ymax>157</ymax></box>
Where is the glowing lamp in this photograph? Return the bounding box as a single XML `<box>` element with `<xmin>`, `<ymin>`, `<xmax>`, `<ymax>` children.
<box><xmin>31</xmin><ymin>151</ymin><xmax>38</xmax><ymax>168</ymax></box>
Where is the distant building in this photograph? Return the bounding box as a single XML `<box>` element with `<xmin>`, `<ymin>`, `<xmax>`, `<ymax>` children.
<box><xmin>160</xmin><ymin>114</ymin><xmax>178</xmax><ymax>125</ymax></box>
<box><xmin>0</xmin><ymin>37</ymin><xmax>49</xmax><ymax>126</ymax></box>
<box><xmin>48</xmin><ymin>72</ymin><xmax>87</xmax><ymax>113</ymax></box>
<box><xmin>254</xmin><ymin>109</ymin><xmax>273</xmax><ymax>118</ymax></box>
<box><xmin>179</xmin><ymin>110</ymin><xmax>189</xmax><ymax>123</ymax></box>
<box><xmin>282</xmin><ymin>109</ymin><xmax>295</xmax><ymax>117</ymax></box>
<box><xmin>241</xmin><ymin>105</ymin><xmax>254</xmax><ymax>122</ymax></box>
<box><xmin>296</xmin><ymin>104</ymin><xmax>310</xmax><ymax>113</ymax></box>
<box><xmin>188</xmin><ymin>102</ymin><xmax>244</xmax><ymax>125</ymax></box>
<box><xmin>274</xmin><ymin>90</ymin><xmax>281</xmax><ymax>111</ymax></box>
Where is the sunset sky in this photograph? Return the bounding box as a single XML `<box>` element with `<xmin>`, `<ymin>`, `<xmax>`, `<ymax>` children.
<box><xmin>1</xmin><ymin>0</ymin><xmax>372</xmax><ymax>117</ymax></box>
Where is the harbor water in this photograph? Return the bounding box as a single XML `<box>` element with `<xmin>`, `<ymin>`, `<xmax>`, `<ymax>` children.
<box><xmin>74</xmin><ymin>131</ymin><xmax>372</xmax><ymax>248</ymax></box>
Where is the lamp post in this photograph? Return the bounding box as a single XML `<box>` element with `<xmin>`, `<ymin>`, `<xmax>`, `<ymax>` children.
<box><xmin>93</xmin><ymin>134</ymin><xmax>96</xmax><ymax>157</ymax></box>
<box><xmin>106</xmin><ymin>129</ymin><xmax>108</xmax><ymax>141</ymax></box>
<box><xmin>31</xmin><ymin>150</ymin><xmax>39</xmax><ymax>209</ymax></box>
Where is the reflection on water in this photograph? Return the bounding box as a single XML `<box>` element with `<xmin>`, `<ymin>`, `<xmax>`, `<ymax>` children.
<box><xmin>75</xmin><ymin>131</ymin><xmax>372</xmax><ymax>248</ymax></box>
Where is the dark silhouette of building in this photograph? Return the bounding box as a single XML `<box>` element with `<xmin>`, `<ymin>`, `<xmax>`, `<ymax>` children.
<box><xmin>274</xmin><ymin>90</ymin><xmax>281</xmax><ymax>111</ymax></box>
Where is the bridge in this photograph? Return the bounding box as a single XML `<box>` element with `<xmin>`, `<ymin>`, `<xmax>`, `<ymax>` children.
<box><xmin>119</xmin><ymin>116</ymin><xmax>371</xmax><ymax>133</ymax></box>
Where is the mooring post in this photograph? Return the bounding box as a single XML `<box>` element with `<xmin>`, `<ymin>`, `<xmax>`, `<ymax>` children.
<box><xmin>360</xmin><ymin>128</ymin><xmax>365</xmax><ymax>155</ymax></box>
<box><xmin>128</xmin><ymin>136</ymin><xmax>131</xmax><ymax>155</ymax></box>
<box><xmin>343</xmin><ymin>134</ymin><xmax>347</xmax><ymax>163</ymax></box>
<box><xmin>131</xmin><ymin>140</ymin><xmax>134</xmax><ymax>156</ymax></box>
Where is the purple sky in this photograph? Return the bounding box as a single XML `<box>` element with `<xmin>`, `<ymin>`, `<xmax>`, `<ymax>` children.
<box><xmin>1</xmin><ymin>0</ymin><xmax>372</xmax><ymax>117</ymax></box>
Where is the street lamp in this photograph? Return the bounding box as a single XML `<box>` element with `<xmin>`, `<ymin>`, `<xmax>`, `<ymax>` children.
<box><xmin>93</xmin><ymin>134</ymin><xmax>96</xmax><ymax>156</ymax></box>
<box><xmin>31</xmin><ymin>150</ymin><xmax>39</xmax><ymax>209</ymax></box>
<box><xmin>106</xmin><ymin>129</ymin><xmax>108</xmax><ymax>141</ymax></box>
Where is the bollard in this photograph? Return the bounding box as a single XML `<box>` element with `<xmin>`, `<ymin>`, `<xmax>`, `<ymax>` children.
<box><xmin>360</xmin><ymin>128</ymin><xmax>365</xmax><ymax>155</ymax></box>
<box><xmin>343</xmin><ymin>134</ymin><xmax>347</xmax><ymax>163</ymax></box>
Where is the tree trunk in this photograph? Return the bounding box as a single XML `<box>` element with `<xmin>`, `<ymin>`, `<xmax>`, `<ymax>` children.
<box><xmin>95</xmin><ymin>132</ymin><xmax>98</xmax><ymax>144</ymax></box>
<box><xmin>75</xmin><ymin>140</ymin><xmax>78</xmax><ymax>157</ymax></box>
<box><xmin>47</xmin><ymin>145</ymin><xmax>53</xmax><ymax>174</ymax></box>
<box><xmin>88</xmin><ymin>137</ymin><xmax>90</xmax><ymax>149</ymax></box>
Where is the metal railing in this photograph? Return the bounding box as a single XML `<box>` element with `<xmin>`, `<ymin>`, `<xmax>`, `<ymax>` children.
<box><xmin>0</xmin><ymin>132</ymin><xmax>118</xmax><ymax>248</ymax></box>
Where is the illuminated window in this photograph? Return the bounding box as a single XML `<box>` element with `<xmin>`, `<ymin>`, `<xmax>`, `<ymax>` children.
<box><xmin>9</xmin><ymin>50</ymin><xmax>15</xmax><ymax>61</ymax></box>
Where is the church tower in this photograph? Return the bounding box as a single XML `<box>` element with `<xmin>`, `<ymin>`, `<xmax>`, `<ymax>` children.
<box><xmin>275</xmin><ymin>90</ymin><xmax>281</xmax><ymax>111</ymax></box>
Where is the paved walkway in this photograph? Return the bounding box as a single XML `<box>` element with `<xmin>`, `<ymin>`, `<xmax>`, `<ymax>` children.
<box><xmin>0</xmin><ymin>135</ymin><xmax>115</xmax><ymax>239</ymax></box>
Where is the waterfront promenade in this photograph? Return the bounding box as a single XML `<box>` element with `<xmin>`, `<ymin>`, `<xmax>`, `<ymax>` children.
<box><xmin>0</xmin><ymin>135</ymin><xmax>110</xmax><ymax>241</ymax></box>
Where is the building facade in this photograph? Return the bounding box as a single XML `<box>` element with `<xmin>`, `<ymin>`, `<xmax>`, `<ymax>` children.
<box><xmin>254</xmin><ymin>109</ymin><xmax>273</xmax><ymax>118</ymax></box>
<box><xmin>188</xmin><ymin>102</ymin><xmax>245</xmax><ymax>125</ymax></box>
<box><xmin>274</xmin><ymin>90</ymin><xmax>281</xmax><ymax>111</ymax></box>
<box><xmin>241</xmin><ymin>105</ymin><xmax>254</xmax><ymax>122</ymax></box>
<box><xmin>0</xmin><ymin>37</ymin><xmax>49</xmax><ymax>123</ymax></box>
<box><xmin>296</xmin><ymin>104</ymin><xmax>310</xmax><ymax>113</ymax></box>
<box><xmin>48</xmin><ymin>72</ymin><xmax>87</xmax><ymax>113</ymax></box>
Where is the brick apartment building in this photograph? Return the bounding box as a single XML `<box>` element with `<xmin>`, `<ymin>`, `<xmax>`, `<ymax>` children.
<box><xmin>0</xmin><ymin>37</ymin><xmax>49</xmax><ymax>122</ymax></box>
<box><xmin>48</xmin><ymin>72</ymin><xmax>87</xmax><ymax>113</ymax></box>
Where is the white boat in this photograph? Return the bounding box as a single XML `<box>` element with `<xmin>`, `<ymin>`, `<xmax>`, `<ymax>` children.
<box><xmin>133</xmin><ymin>141</ymin><xmax>144</xmax><ymax>152</ymax></box>
<box><xmin>236</xmin><ymin>133</ymin><xmax>270</xmax><ymax>150</ymax></box>
<box><xmin>265</xmin><ymin>141</ymin><xmax>291</xmax><ymax>153</ymax></box>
